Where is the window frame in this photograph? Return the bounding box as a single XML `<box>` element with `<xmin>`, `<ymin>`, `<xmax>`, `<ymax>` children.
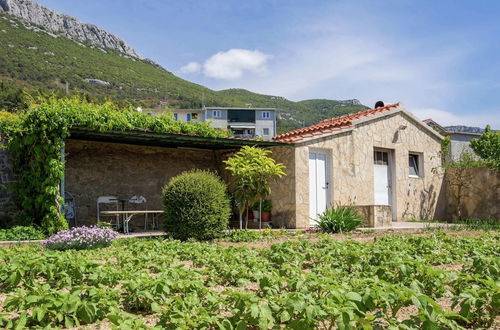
<box><xmin>212</xmin><ymin>110</ymin><xmax>222</xmax><ymax>118</ymax></box>
<box><xmin>262</xmin><ymin>111</ymin><xmax>270</xmax><ymax>119</ymax></box>
<box><xmin>263</xmin><ymin>128</ymin><xmax>270</xmax><ymax>136</ymax></box>
<box><xmin>408</xmin><ymin>152</ymin><xmax>423</xmax><ymax>178</ymax></box>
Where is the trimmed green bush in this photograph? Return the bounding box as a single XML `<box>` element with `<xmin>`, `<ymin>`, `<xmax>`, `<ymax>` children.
<box><xmin>162</xmin><ymin>170</ymin><xmax>231</xmax><ymax>240</ymax></box>
<box><xmin>316</xmin><ymin>204</ymin><xmax>364</xmax><ymax>233</ymax></box>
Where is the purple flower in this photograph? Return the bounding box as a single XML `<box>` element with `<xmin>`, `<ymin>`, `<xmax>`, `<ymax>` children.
<box><xmin>43</xmin><ymin>226</ymin><xmax>118</xmax><ymax>251</ymax></box>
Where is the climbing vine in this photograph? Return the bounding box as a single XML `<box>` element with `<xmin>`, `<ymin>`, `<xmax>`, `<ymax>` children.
<box><xmin>0</xmin><ymin>98</ymin><xmax>231</xmax><ymax>234</ymax></box>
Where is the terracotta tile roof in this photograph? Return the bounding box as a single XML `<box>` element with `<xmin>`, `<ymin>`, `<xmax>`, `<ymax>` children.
<box><xmin>273</xmin><ymin>102</ymin><xmax>400</xmax><ymax>143</ymax></box>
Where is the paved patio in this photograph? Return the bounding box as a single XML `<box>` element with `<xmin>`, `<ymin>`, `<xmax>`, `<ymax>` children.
<box><xmin>358</xmin><ymin>221</ymin><xmax>458</xmax><ymax>231</ymax></box>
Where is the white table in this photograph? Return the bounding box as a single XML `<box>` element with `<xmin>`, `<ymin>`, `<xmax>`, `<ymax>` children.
<box><xmin>100</xmin><ymin>210</ymin><xmax>164</xmax><ymax>234</ymax></box>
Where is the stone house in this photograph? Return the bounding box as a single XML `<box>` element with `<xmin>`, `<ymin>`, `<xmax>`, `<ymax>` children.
<box><xmin>269</xmin><ymin>103</ymin><xmax>447</xmax><ymax>228</ymax></box>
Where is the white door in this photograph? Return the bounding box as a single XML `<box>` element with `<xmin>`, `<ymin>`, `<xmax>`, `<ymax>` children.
<box><xmin>373</xmin><ymin>151</ymin><xmax>392</xmax><ymax>205</ymax></box>
<box><xmin>309</xmin><ymin>151</ymin><xmax>329</xmax><ymax>225</ymax></box>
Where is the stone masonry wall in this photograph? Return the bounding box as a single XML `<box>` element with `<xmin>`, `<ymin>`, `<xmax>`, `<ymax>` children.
<box><xmin>280</xmin><ymin>111</ymin><xmax>446</xmax><ymax>228</ymax></box>
<box><xmin>268</xmin><ymin>146</ymin><xmax>296</xmax><ymax>228</ymax></box>
<box><xmin>445</xmin><ymin>167</ymin><xmax>500</xmax><ymax>221</ymax></box>
<box><xmin>65</xmin><ymin>140</ymin><xmax>219</xmax><ymax>227</ymax></box>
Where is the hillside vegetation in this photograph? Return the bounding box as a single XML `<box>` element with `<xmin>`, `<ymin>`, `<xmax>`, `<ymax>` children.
<box><xmin>0</xmin><ymin>13</ymin><xmax>366</xmax><ymax>133</ymax></box>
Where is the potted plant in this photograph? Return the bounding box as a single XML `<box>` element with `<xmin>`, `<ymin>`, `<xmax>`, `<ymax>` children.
<box><xmin>261</xmin><ymin>199</ymin><xmax>272</xmax><ymax>222</ymax></box>
<box><xmin>224</xmin><ymin>146</ymin><xmax>286</xmax><ymax>229</ymax></box>
<box><xmin>252</xmin><ymin>202</ymin><xmax>261</xmax><ymax>220</ymax></box>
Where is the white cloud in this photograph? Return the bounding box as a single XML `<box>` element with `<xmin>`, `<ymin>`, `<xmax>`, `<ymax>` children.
<box><xmin>179</xmin><ymin>61</ymin><xmax>201</xmax><ymax>74</ymax></box>
<box><xmin>202</xmin><ymin>49</ymin><xmax>270</xmax><ymax>80</ymax></box>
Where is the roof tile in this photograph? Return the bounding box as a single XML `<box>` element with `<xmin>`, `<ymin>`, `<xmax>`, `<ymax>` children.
<box><xmin>273</xmin><ymin>103</ymin><xmax>400</xmax><ymax>142</ymax></box>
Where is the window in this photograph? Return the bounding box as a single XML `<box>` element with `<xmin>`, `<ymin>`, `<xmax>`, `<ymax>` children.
<box><xmin>409</xmin><ymin>153</ymin><xmax>421</xmax><ymax>177</ymax></box>
<box><xmin>374</xmin><ymin>151</ymin><xmax>389</xmax><ymax>165</ymax></box>
<box><xmin>228</xmin><ymin>110</ymin><xmax>255</xmax><ymax>123</ymax></box>
<box><xmin>191</xmin><ymin>113</ymin><xmax>198</xmax><ymax>120</ymax></box>
<box><xmin>173</xmin><ymin>113</ymin><xmax>178</xmax><ymax>120</ymax></box>
<box><xmin>186</xmin><ymin>113</ymin><xmax>191</xmax><ymax>121</ymax></box>
<box><xmin>262</xmin><ymin>111</ymin><xmax>270</xmax><ymax>119</ymax></box>
<box><xmin>212</xmin><ymin>110</ymin><xmax>222</xmax><ymax>118</ymax></box>
<box><xmin>263</xmin><ymin>128</ymin><xmax>270</xmax><ymax>136</ymax></box>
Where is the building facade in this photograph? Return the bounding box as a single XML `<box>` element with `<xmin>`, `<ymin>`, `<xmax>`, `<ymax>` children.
<box><xmin>423</xmin><ymin>119</ymin><xmax>484</xmax><ymax>161</ymax></box>
<box><xmin>269</xmin><ymin>103</ymin><xmax>447</xmax><ymax>228</ymax></box>
<box><xmin>204</xmin><ymin>107</ymin><xmax>277</xmax><ymax>139</ymax></box>
<box><xmin>142</xmin><ymin>106</ymin><xmax>277</xmax><ymax>140</ymax></box>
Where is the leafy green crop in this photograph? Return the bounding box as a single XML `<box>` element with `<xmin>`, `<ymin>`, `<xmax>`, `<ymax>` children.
<box><xmin>0</xmin><ymin>232</ymin><xmax>498</xmax><ymax>328</ymax></box>
<box><xmin>0</xmin><ymin>226</ymin><xmax>46</xmax><ymax>241</ymax></box>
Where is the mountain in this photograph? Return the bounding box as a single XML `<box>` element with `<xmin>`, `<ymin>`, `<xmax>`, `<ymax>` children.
<box><xmin>0</xmin><ymin>0</ymin><xmax>139</xmax><ymax>57</ymax></box>
<box><xmin>0</xmin><ymin>2</ymin><xmax>367</xmax><ymax>134</ymax></box>
<box><xmin>444</xmin><ymin>126</ymin><xmax>485</xmax><ymax>134</ymax></box>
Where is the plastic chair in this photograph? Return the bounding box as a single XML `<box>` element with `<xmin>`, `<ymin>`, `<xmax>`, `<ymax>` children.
<box><xmin>96</xmin><ymin>196</ymin><xmax>119</xmax><ymax>230</ymax></box>
<box><xmin>64</xmin><ymin>191</ymin><xmax>77</xmax><ymax>227</ymax></box>
<box><xmin>127</xmin><ymin>196</ymin><xmax>151</xmax><ymax>230</ymax></box>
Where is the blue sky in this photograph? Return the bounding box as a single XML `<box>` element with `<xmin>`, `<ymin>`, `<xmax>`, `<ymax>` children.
<box><xmin>37</xmin><ymin>0</ymin><xmax>500</xmax><ymax>127</ymax></box>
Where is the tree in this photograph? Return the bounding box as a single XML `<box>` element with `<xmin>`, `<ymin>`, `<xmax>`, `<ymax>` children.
<box><xmin>0</xmin><ymin>81</ymin><xmax>29</xmax><ymax>112</ymax></box>
<box><xmin>470</xmin><ymin>125</ymin><xmax>500</xmax><ymax>168</ymax></box>
<box><xmin>224</xmin><ymin>146</ymin><xmax>286</xmax><ymax>229</ymax></box>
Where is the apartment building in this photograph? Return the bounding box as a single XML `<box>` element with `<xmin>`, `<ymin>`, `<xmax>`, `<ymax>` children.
<box><xmin>142</xmin><ymin>106</ymin><xmax>277</xmax><ymax>140</ymax></box>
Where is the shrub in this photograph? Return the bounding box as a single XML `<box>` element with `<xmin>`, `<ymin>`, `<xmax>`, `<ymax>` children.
<box><xmin>43</xmin><ymin>226</ymin><xmax>118</xmax><ymax>251</ymax></box>
<box><xmin>316</xmin><ymin>204</ymin><xmax>364</xmax><ymax>233</ymax></box>
<box><xmin>162</xmin><ymin>170</ymin><xmax>231</xmax><ymax>240</ymax></box>
<box><xmin>0</xmin><ymin>226</ymin><xmax>46</xmax><ymax>241</ymax></box>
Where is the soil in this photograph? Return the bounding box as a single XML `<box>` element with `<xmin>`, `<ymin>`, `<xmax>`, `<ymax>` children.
<box><xmin>217</xmin><ymin>229</ymin><xmax>490</xmax><ymax>249</ymax></box>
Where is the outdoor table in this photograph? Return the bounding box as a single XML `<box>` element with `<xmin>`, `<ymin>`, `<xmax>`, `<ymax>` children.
<box><xmin>100</xmin><ymin>210</ymin><xmax>164</xmax><ymax>234</ymax></box>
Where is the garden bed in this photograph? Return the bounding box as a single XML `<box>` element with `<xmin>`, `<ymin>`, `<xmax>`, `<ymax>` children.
<box><xmin>0</xmin><ymin>230</ymin><xmax>498</xmax><ymax>329</ymax></box>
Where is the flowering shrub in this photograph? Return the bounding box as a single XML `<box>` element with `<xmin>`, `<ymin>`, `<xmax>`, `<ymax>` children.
<box><xmin>43</xmin><ymin>226</ymin><xmax>118</xmax><ymax>251</ymax></box>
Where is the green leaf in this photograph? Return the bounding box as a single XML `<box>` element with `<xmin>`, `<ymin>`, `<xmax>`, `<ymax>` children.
<box><xmin>346</xmin><ymin>292</ymin><xmax>362</xmax><ymax>302</ymax></box>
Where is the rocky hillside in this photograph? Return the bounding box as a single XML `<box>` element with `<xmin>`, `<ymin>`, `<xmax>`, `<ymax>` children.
<box><xmin>0</xmin><ymin>0</ymin><xmax>139</xmax><ymax>57</ymax></box>
<box><xmin>0</xmin><ymin>5</ymin><xmax>367</xmax><ymax>133</ymax></box>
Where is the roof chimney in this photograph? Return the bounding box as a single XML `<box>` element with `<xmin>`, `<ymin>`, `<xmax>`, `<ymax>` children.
<box><xmin>374</xmin><ymin>101</ymin><xmax>385</xmax><ymax>108</ymax></box>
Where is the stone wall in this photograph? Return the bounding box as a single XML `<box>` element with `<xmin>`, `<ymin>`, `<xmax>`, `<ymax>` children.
<box><xmin>445</xmin><ymin>167</ymin><xmax>500</xmax><ymax>221</ymax></box>
<box><xmin>0</xmin><ymin>139</ymin><xmax>18</xmax><ymax>227</ymax></box>
<box><xmin>355</xmin><ymin>205</ymin><xmax>393</xmax><ymax>227</ymax></box>
<box><xmin>273</xmin><ymin>111</ymin><xmax>447</xmax><ymax>228</ymax></box>
<box><xmin>65</xmin><ymin>140</ymin><xmax>220</xmax><ymax>227</ymax></box>
<box><xmin>268</xmin><ymin>146</ymin><xmax>296</xmax><ymax>228</ymax></box>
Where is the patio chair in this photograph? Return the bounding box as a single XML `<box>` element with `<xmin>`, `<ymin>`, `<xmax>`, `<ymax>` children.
<box><xmin>64</xmin><ymin>191</ymin><xmax>77</xmax><ymax>227</ymax></box>
<box><xmin>127</xmin><ymin>195</ymin><xmax>153</xmax><ymax>230</ymax></box>
<box><xmin>96</xmin><ymin>196</ymin><xmax>120</xmax><ymax>230</ymax></box>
